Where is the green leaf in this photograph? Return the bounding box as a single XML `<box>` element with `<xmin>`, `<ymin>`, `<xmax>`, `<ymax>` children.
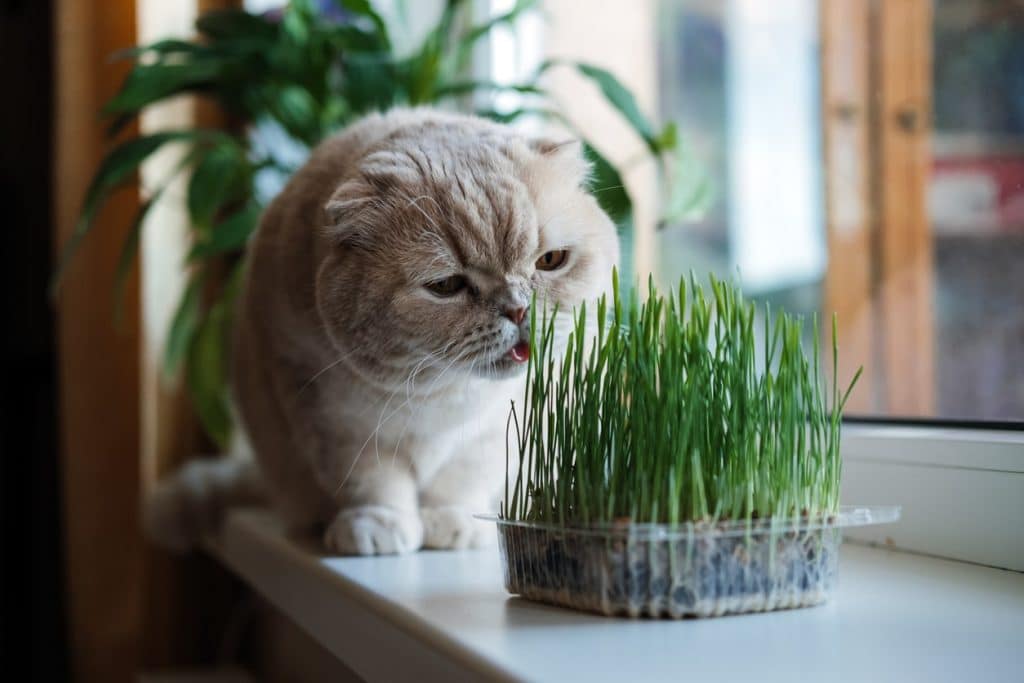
<box><xmin>573</xmin><ymin>62</ymin><xmax>658</xmax><ymax>149</ymax></box>
<box><xmin>106</xmin><ymin>114</ymin><xmax>138</xmax><ymax>139</ymax></box>
<box><xmin>656</xmin><ymin>121</ymin><xmax>678</xmax><ymax>151</ymax></box>
<box><xmin>112</xmin><ymin>146</ymin><xmax>204</xmax><ymax>316</ymax></box>
<box><xmin>340</xmin><ymin>53</ymin><xmax>401</xmax><ymax>113</ymax></box>
<box><xmin>543</xmin><ymin>60</ymin><xmax>661</xmax><ymax>155</ymax></box>
<box><xmin>185</xmin><ymin>263</ymin><xmax>246</xmax><ymax>448</ymax></box>
<box><xmin>104</xmin><ymin>31</ymin><xmax>273</xmax><ymax>136</ymax></box>
<box><xmin>186</xmin><ymin>301</ymin><xmax>233</xmax><ymax>449</ymax></box>
<box><xmin>434</xmin><ymin>80</ymin><xmax>544</xmax><ymax>98</ymax></box>
<box><xmin>186</xmin><ymin>307</ymin><xmax>231</xmax><ymax>447</ymax></box>
<box><xmin>187</xmin><ymin>142</ymin><xmax>249</xmax><ymax>230</ymax></box>
<box><xmin>403</xmin><ymin>49</ymin><xmax>444</xmax><ymax>104</ymax></box>
<box><xmin>660</xmin><ymin>143</ymin><xmax>714</xmax><ymax>226</ymax></box>
<box><xmin>112</xmin><ymin>191</ymin><xmax>160</xmax><ymax>323</ymax></box>
<box><xmin>404</xmin><ymin>0</ymin><xmax>464</xmax><ymax>103</ymax></box>
<box><xmin>114</xmin><ymin>39</ymin><xmax>206</xmax><ymax>60</ymax></box>
<box><xmin>104</xmin><ymin>61</ymin><xmax>226</xmax><ymax>116</ymax></box>
<box><xmin>320</xmin><ymin>95</ymin><xmax>352</xmax><ymax>129</ymax></box>
<box><xmin>53</xmin><ymin>131</ymin><xmax>203</xmax><ymax>291</ymax></box>
<box><xmin>326</xmin><ymin>24</ymin><xmax>389</xmax><ymax>52</ymax></box>
<box><xmin>282</xmin><ymin>4</ymin><xmax>312</xmax><ymax>46</ymax></box>
<box><xmin>582</xmin><ymin>141</ymin><xmax>633</xmax><ymax>232</ymax></box>
<box><xmin>196</xmin><ymin>8</ymin><xmax>277</xmax><ymax>42</ymax></box>
<box><xmin>336</xmin><ymin>0</ymin><xmax>392</xmax><ymax>50</ymax></box>
<box><xmin>164</xmin><ymin>275</ymin><xmax>202</xmax><ymax>377</ymax></box>
<box><xmin>188</xmin><ymin>202</ymin><xmax>262</xmax><ymax>261</ymax></box>
<box><xmin>266</xmin><ymin>85</ymin><xmax>322</xmax><ymax>145</ymax></box>
<box><xmin>475</xmin><ymin>106</ymin><xmax>562</xmax><ymax>124</ymax></box>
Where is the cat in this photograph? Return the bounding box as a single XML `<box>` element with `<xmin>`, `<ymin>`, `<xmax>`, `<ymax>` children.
<box><xmin>145</xmin><ymin>108</ymin><xmax>619</xmax><ymax>555</ymax></box>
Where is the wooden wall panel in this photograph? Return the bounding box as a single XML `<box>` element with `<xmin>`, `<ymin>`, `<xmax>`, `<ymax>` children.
<box><xmin>53</xmin><ymin>0</ymin><xmax>143</xmax><ymax>680</ymax></box>
<box><xmin>55</xmin><ymin>1</ymin><xmax>243</xmax><ymax>678</ymax></box>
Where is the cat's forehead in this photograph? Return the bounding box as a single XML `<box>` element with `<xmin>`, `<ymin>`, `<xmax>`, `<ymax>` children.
<box><xmin>407</xmin><ymin>175</ymin><xmax>539</xmax><ymax>275</ymax></box>
<box><xmin>366</xmin><ymin>135</ymin><xmax>541</xmax><ymax>273</ymax></box>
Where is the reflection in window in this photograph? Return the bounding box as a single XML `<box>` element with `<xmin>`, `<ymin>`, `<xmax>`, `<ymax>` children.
<box><xmin>651</xmin><ymin>0</ymin><xmax>1023</xmax><ymax>422</ymax></box>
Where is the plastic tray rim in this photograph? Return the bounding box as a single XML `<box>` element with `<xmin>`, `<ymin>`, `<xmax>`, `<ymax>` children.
<box><xmin>475</xmin><ymin>505</ymin><xmax>900</xmax><ymax>539</ymax></box>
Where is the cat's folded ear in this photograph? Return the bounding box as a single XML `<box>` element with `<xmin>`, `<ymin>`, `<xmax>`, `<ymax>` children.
<box><xmin>324</xmin><ymin>151</ymin><xmax>421</xmax><ymax>249</ymax></box>
<box><xmin>323</xmin><ymin>180</ymin><xmax>375</xmax><ymax>249</ymax></box>
<box><xmin>527</xmin><ymin>137</ymin><xmax>591</xmax><ymax>185</ymax></box>
<box><xmin>528</xmin><ymin>138</ymin><xmax>581</xmax><ymax>157</ymax></box>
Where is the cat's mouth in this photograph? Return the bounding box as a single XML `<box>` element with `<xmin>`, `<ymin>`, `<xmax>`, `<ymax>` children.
<box><xmin>506</xmin><ymin>341</ymin><xmax>530</xmax><ymax>363</ymax></box>
<box><xmin>473</xmin><ymin>340</ymin><xmax>530</xmax><ymax>378</ymax></box>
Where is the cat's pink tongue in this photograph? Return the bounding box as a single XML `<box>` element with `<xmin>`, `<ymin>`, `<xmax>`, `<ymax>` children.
<box><xmin>508</xmin><ymin>341</ymin><xmax>530</xmax><ymax>363</ymax></box>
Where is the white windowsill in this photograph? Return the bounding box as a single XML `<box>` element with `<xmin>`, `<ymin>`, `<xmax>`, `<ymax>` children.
<box><xmin>210</xmin><ymin>508</ymin><xmax>1024</xmax><ymax>683</ymax></box>
<box><xmin>840</xmin><ymin>424</ymin><xmax>1024</xmax><ymax>571</ymax></box>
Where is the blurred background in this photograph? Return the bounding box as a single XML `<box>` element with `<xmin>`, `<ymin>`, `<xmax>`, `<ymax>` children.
<box><xmin>3</xmin><ymin>0</ymin><xmax>1022</xmax><ymax>680</ymax></box>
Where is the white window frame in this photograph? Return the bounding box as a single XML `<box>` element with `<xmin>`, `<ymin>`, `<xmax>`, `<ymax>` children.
<box><xmin>477</xmin><ymin>3</ymin><xmax>1024</xmax><ymax>575</ymax></box>
<box><xmin>841</xmin><ymin>424</ymin><xmax>1024</xmax><ymax>571</ymax></box>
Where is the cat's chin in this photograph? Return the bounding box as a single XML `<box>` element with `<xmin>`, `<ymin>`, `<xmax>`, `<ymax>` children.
<box><xmin>471</xmin><ymin>356</ymin><xmax>529</xmax><ymax>380</ymax></box>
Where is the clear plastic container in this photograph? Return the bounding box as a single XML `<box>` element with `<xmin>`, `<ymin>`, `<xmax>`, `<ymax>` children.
<box><xmin>480</xmin><ymin>506</ymin><xmax>900</xmax><ymax>618</ymax></box>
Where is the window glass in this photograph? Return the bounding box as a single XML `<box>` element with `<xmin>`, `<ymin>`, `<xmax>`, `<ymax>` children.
<box><xmin>599</xmin><ymin>0</ymin><xmax>1023</xmax><ymax>422</ymax></box>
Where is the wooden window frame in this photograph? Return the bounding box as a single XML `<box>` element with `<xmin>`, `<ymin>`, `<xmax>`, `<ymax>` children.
<box><xmin>821</xmin><ymin>0</ymin><xmax>935</xmax><ymax>416</ymax></box>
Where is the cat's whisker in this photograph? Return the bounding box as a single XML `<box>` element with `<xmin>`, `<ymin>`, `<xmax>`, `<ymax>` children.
<box><xmin>461</xmin><ymin>355</ymin><xmax>482</xmax><ymax>446</ymax></box>
<box><xmin>334</xmin><ymin>445</ymin><xmax>368</xmax><ymax>496</ymax></box>
<box><xmin>419</xmin><ymin>344</ymin><xmax>473</xmax><ymax>397</ymax></box>
<box><xmin>296</xmin><ymin>346</ymin><xmax>361</xmax><ymax>396</ymax></box>
<box><xmin>372</xmin><ymin>387</ymin><xmax>400</xmax><ymax>465</ymax></box>
<box><xmin>343</xmin><ymin>380</ymin><xmax>412</xmax><ymax>491</ymax></box>
<box><xmin>355</xmin><ymin>343</ymin><xmax>474</xmax><ymax>483</ymax></box>
<box><xmin>334</xmin><ymin>328</ymin><xmax>559</xmax><ymax>500</ymax></box>
<box><xmin>402</xmin><ymin>337</ymin><xmax>460</xmax><ymax>399</ymax></box>
<box><xmin>397</xmin><ymin>342</ymin><xmax>478</xmax><ymax>434</ymax></box>
<box><xmin>368</xmin><ymin>346</ymin><xmax>450</xmax><ymax>463</ymax></box>
<box><xmin>591</xmin><ymin>183</ymin><xmax>626</xmax><ymax>195</ymax></box>
<box><xmin>352</xmin><ymin>359</ymin><xmax>429</xmax><ymax>470</ymax></box>
<box><xmin>405</xmin><ymin>354</ymin><xmax>435</xmax><ymax>401</ymax></box>
<box><xmin>336</xmin><ymin>382</ymin><xmax>411</xmax><ymax>496</ymax></box>
<box><xmin>388</xmin><ymin>339</ymin><xmax>473</xmax><ymax>466</ymax></box>
<box><xmin>388</xmin><ymin>354</ymin><xmax>443</xmax><ymax>460</ymax></box>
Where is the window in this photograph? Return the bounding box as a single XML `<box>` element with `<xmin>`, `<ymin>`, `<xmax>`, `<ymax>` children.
<box><xmin>486</xmin><ymin>0</ymin><xmax>1023</xmax><ymax>572</ymax></box>
<box><xmin>510</xmin><ymin>0</ymin><xmax>1024</xmax><ymax>425</ymax></box>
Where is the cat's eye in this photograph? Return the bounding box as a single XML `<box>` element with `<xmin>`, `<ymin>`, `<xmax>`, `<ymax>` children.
<box><xmin>425</xmin><ymin>275</ymin><xmax>468</xmax><ymax>297</ymax></box>
<box><xmin>536</xmin><ymin>249</ymin><xmax>569</xmax><ymax>271</ymax></box>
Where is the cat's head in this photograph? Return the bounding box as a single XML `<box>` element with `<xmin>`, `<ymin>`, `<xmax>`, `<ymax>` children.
<box><xmin>315</xmin><ymin>112</ymin><xmax>619</xmax><ymax>390</ymax></box>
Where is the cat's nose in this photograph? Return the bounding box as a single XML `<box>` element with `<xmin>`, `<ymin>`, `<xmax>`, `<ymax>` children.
<box><xmin>503</xmin><ymin>306</ymin><xmax>527</xmax><ymax>325</ymax></box>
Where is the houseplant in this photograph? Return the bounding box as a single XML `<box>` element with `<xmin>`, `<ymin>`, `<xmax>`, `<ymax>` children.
<box><xmin>492</xmin><ymin>272</ymin><xmax>898</xmax><ymax>618</ymax></box>
<box><xmin>60</xmin><ymin>0</ymin><xmax>707</xmax><ymax>446</ymax></box>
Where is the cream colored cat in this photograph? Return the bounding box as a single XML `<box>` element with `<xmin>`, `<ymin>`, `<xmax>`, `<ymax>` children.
<box><xmin>146</xmin><ymin>108</ymin><xmax>618</xmax><ymax>555</ymax></box>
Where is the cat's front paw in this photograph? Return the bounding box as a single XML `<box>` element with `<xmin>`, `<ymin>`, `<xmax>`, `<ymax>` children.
<box><xmin>421</xmin><ymin>506</ymin><xmax>495</xmax><ymax>550</ymax></box>
<box><xmin>324</xmin><ymin>505</ymin><xmax>423</xmax><ymax>555</ymax></box>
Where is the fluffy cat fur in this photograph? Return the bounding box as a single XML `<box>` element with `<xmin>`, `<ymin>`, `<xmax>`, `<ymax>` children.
<box><xmin>145</xmin><ymin>108</ymin><xmax>619</xmax><ymax>555</ymax></box>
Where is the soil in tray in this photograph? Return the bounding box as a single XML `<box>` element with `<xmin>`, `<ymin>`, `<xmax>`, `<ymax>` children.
<box><xmin>498</xmin><ymin>524</ymin><xmax>840</xmax><ymax>618</ymax></box>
